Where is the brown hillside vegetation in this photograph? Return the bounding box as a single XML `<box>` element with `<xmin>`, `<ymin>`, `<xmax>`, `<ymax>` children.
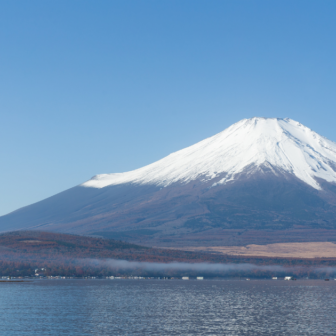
<box><xmin>179</xmin><ymin>242</ymin><xmax>336</xmax><ymax>258</ymax></box>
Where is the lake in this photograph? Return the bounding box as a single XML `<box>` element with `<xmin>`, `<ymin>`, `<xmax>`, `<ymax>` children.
<box><xmin>0</xmin><ymin>279</ymin><xmax>335</xmax><ymax>335</ymax></box>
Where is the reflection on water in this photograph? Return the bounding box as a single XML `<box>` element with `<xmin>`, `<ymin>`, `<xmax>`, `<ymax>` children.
<box><xmin>0</xmin><ymin>280</ymin><xmax>335</xmax><ymax>335</ymax></box>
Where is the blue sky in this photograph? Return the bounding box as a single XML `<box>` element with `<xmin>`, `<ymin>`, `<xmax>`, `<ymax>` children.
<box><xmin>1</xmin><ymin>0</ymin><xmax>336</xmax><ymax>216</ymax></box>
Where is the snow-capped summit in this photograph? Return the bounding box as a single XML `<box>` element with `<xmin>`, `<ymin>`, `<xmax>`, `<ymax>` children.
<box><xmin>82</xmin><ymin>117</ymin><xmax>336</xmax><ymax>190</ymax></box>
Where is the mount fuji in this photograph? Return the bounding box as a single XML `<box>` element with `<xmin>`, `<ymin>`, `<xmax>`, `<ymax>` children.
<box><xmin>2</xmin><ymin>117</ymin><xmax>336</xmax><ymax>247</ymax></box>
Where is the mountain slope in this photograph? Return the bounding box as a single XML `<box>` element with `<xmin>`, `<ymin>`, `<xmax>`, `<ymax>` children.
<box><xmin>1</xmin><ymin>117</ymin><xmax>336</xmax><ymax>247</ymax></box>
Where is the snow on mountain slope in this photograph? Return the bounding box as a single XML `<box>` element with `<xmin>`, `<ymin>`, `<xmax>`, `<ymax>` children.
<box><xmin>82</xmin><ymin>117</ymin><xmax>336</xmax><ymax>190</ymax></box>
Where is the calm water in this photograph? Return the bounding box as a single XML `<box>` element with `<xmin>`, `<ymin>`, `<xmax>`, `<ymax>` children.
<box><xmin>0</xmin><ymin>279</ymin><xmax>335</xmax><ymax>335</ymax></box>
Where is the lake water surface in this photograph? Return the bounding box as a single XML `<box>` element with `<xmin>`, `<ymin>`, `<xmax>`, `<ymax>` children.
<box><xmin>0</xmin><ymin>279</ymin><xmax>335</xmax><ymax>335</ymax></box>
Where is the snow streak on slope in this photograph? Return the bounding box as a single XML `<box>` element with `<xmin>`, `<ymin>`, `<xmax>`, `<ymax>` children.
<box><xmin>82</xmin><ymin>118</ymin><xmax>336</xmax><ymax>190</ymax></box>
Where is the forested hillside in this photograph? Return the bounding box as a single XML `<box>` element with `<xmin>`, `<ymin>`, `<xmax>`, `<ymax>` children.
<box><xmin>0</xmin><ymin>231</ymin><xmax>336</xmax><ymax>278</ymax></box>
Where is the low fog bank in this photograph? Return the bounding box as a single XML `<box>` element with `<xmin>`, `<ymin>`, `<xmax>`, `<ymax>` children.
<box><xmin>2</xmin><ymin>253</ymin><xmax>336</xmax><ymax>278</ymax></box>
<box><xmin>86</xmin><ymin>259</ymin><xmax>336</xmax><ymax>278</ymax></box>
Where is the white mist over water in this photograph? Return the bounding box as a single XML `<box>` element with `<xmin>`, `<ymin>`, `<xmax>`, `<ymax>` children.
<box><xmin>86</xmin><ymin>259</ymin><xmax>336</xmax><ymax>276</ymax></box>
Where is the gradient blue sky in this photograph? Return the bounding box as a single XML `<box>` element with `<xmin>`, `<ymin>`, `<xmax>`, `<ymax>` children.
<box><xmin>1</xmin><ymin>0</ymin><xmax>336</xmax><ymax>216</ymax></box>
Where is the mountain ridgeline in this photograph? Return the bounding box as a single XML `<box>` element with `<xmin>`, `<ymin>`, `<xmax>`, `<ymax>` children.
<box><xmin>1</xmin><ymin>117</ymin><xmax>336</xmax><ymax>247</ymax></box>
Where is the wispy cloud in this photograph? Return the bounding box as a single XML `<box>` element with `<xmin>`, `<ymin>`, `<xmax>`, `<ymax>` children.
<box><xmin>86</xmin><ymin>259</ymin><xmax>336</xmax><ymax>276</ymax></box>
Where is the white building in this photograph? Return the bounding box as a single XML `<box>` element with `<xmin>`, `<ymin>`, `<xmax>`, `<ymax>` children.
<box><xmin>284</xmin><ymin>276</ymin><xmax>292</xmax><ymax>280</ymax></box>
<box><xmin>197</xmin><ymin>277</ymin><xmax>204</xmax><ymax>280</ymax></box>
<box><xmin>182</xmin><ymin>277</ymin><xmax>189</xmax><ymax>280</ymax></box>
